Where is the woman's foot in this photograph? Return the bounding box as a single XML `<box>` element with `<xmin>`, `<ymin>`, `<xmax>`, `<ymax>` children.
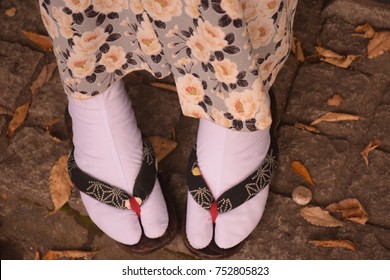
<box><xmin>68</xmin><ymin>80</ymin><xmax>168</xmax><ymax>245</ymax></box>
<box><xmin>186</xmin><ymin>119</ymin><xmax>271</xmax><ymax>249</ymax></box>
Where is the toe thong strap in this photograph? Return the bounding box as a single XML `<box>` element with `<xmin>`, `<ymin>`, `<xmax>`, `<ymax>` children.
<box><xmin>67</xmin><ymin>136</ymin><xmax>157</xmax><ymax>215</ymax></box>
<box><xmin>187</xmin><ymin>140</ymin><xmax>279</xmax><ymax>220</ymax></box>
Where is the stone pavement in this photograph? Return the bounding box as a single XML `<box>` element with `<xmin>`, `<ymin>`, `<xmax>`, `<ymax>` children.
<box><xmin>0</xmin><ymin>0</ymin><xmax>389</xmax><ymax>260</ymax></box>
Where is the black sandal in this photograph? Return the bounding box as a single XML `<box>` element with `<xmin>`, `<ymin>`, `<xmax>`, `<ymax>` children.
<box><xmin>67</xmin><ymin>136</ymin><xmax>176</xmax><ymax>255</ymax></box>
<box><xmin>183</xmin><ymin>140</ymin><xmax>279</xmax><ymax>259</ymax></box>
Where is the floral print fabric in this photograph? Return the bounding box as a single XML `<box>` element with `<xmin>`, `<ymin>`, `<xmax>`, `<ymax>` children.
<box><xmin>40</xmin><ymin>0</ymin><xmax>297</xmax><ymax>132</ymax></box>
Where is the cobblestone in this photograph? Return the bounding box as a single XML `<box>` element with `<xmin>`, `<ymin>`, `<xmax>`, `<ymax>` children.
<box><xmin>0</xmin><ymin>0</ymin><xmax>388</xmax><ymax>260</ymax></box>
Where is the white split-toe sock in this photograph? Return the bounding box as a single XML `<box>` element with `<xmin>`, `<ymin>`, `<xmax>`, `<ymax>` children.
<box><xmin>68</xmin><ymin>80</ymin><xmax>168</xmax><ymax>245</ymax></box>
<box><xmin>186</xmin><ymin>119</ymin><xmax>271</xmax><ymax>249</ymax></box>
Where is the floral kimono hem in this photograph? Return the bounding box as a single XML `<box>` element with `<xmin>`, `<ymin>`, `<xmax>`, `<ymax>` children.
<box><xmin>40</xmin><ymin>0</ymin><xmax>297</xmax><ymax>132</ymax></box>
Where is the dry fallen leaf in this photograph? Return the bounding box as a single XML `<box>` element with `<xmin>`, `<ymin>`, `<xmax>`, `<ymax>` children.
<box><xmin>326</xmin><ymin>198</ymin><xmax>369</xmax><ymax>225</ymax></box>
<box><xmin>354</xmin><ymin>23</ymin><xmax>390</xmax><ymax>59</ymax></box>
<box><xmin>5</xmin><ymin>7</ymin><xmax>16</xmax><ymax>17</ymax></box>
<box><xmin>354</xmin><ymin>23</ymin><xmax>376</xmax><ymax>39</ymax></box>
<box><xmin>22</xmin><ymin>30</ymin><xmax>52</xmax><ymax>52</ymax></box>
<box><xmin>148</xmin><ymin>136</ymin><xmax>177</xmax><ymax>163</ymax></box>
<box><xmin>327</xmin><ymin>94</ymin><xmax>343</xmax><ymax>107</ymax></box>
<box><xmin>294</xmin><ymin>123</ymin><xmax>320</xmax><ymax>134</ymax></box>
<box><xmin>310</xmin><ymin>112</ymin><xmax>366</xmax><ymax>126</ymax></box>
<box><xmin>316</xmin><ymin>47</ymin><xmax>359</xmax><ymax>68</ymax></box>
<box><xmin>290</xmin><ymin>161</ymin><xmax>315</xmax><ymax>186</ymax></box>
<box><xmin>300</xmin><ymin>207</ymin><xmax>344</xmax><ymax>227</ymax></box>
<box><xmin>30</xmin><ymin>63</ymin><xmax>58</xmax><ymax>97</ymax></box>
<box><xmin>291</xmin><ymin>36</ymin><xmax>305</xmax><ymax>62</ymax></box>
<box><xmin>360</xmin><ymin>139</ymin><xmax>381</xmax><ymax>167</ymax></box>
<box><xmin>150</xmin><ymin>82</ymin><xmax>177</xmax><ymax>93</ymax></box>
<box><xmin>42</xmin><ymin>250</ymin><xmax>96</xmax><ymax>260</ymax></box>
<box><xmin>6</xmin><ymin>100</ymin><xmax>31</xmax><ymax>138</ymax></box>
<box><xmin>49</xmin><ymin>154</ymin><xmax>73</xmax><ymax>213</ymax></box>
<box><xmin>368</xmin><ymin>31</ymin><xmax>390</xmax><ymax>59</ymax></box>
<box><xmin>292</xmin><ymin>185</ymin><xmax>312</xmax><ymax>205</ymax></box>
<box><xmin>309</xmin><ymin>240</ymin><xmax>358</xmax><ymax>251</ymax></box>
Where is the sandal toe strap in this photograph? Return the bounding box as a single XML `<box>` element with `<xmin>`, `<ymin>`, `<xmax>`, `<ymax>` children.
<box><xmin>67</xmin><ymin>136</ymin><xmax>157</xmax><ymax>214</ymax></box>
<box><xmin>187</xmin><ymin>140</ymin><xmax>279</xmax><ymax>218</ymax></box>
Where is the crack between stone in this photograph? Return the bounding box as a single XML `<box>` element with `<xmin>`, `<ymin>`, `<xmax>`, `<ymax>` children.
<box><xmin>276</xmin><ymin>61</ymin><xmax>304</xmax><ymax>130</ymax></box>
<box><xmin>366</xmin><ymin>221</ymin><xmax>390</xmax><ymax>231</ymax></box>
<box><xmin>279</xmin><ymin>122</ymin><xmax>356</xmax><ymax>143</ymax></box>
<box><xmin>0</xmin><ymin>36</ymin><xmax>47</xmax><ymax>55</ymax></box>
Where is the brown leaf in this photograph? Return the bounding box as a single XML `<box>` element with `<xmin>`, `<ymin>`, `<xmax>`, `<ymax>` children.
<box><xmin>310</xmin><ymin>112</ymin><xmax>366</xmax><ymax>126</ymax></box>
<box><xmin>291</xmin><ymin>36</ymin><xmax>305</xmax><ymax>62</ymax></box>
<box><xmin>360</xmin><ymin>139</ymin><xmax>381</xmax><ymax>167</ymax></box>
<box><xmin>309</xmin><ymin>240</ymin><xmax>358</xmax><ymax>251</ymax></box>
<box><xmin>5</xmin><ymin>7</ymin><xmax>16</xmax><ymax>17</ymax></box>
<box><xmin>42</xmin><ymin>250</ymin><xmax>96</xmax><ymax>260</ymax></box>
<box><xmin>300</xmin><ymin>207</ymin><xmax>344</xmax><ymax>227</ymax></box>
<box><xmin>49</xmin><ymin>154</ymin><xmax>73</xmax><ymax>213</ymax></box>
<box><xmin>294</xmin><ymin>123</ymin><xmax>320</xmax><ymax>134</ymax></box>
<box><xmin>292</xmin><ymin>185</ymin><xmax>312</xmax><ymax>205</ymax></box>
<box><xmin>6</xmin><ymin>100</ymin><xmax>31</xmax><ymax>138</ymax></box>
<box><xmin>316</xmin><ymin>47</ymin><xmax>359</xmax><ymax>68</ymax></box>
<box><xmin>290</xmin><ymin>161</ymin><xmax>315</xmax><ymax>186</ymax></box>
<box><xmin>368</xmin><ymin>31</ymin><xmax>390</xmax><ymax>59</ymax></box>
<box><xmin>150</xmin><ymin>82</ymin><xmax>177</xmax><ymax>93</ymax></box>
<box><xmin>0</xmin><ymin>105</ymin><xmax>13</xmax><ymax>116</ymax></box>
<box><xmin>148</xmin><ymin>136</ymin><xmax>177</xmax><ymax>163</ymax></box>
<box><xmin>30</xmin><ymin>63</ymin><xmax>58</xmax><ymax>97</ymax></box>
<box><xmin>327</xmin><ymin>94</ymin><xmax>343</xmax><ymax>107</ymax></box>
<box><xmin>353</xmin><ymin>23</ymin><xmax>390</xmax><ymax>59</ymax></box>
<box><xmin>34</xmin><ymin>251</ymin><xmax>41</xmax><ymax>260</ymax></box>
<box><xmin>354</xmin><ymin>23</ymin><xmax>376</xmax><ymax>39</ymax></box>
<box><xmin>22</xmin><ymin>30</ymin><xmax>52</xmax><ymax>52</ymax></box>
<box><xmin>326</xmin><ymin>198</ymin><xmax>369</xmax><ymax>225</ymax></box>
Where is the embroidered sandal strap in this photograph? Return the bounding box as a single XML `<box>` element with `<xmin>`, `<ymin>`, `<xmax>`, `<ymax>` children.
<box><xmin>187</xmin><ymin>140</ymin><xmax>279</xmax><ymax>222</ymax></box>
<box><xmin>67</xmin><ymin>136</ymin><xmax>157</xmax><ymax>216</ymax></box>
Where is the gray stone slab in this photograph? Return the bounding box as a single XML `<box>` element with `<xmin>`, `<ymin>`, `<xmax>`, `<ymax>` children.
<box><xmin>383</xmin><ymin>83</ymin><xmax>390</xmax><ymax>105</ymax></box>
<box><xmin>0</xmin><ymin>115</ymin><xmax>6</xmax><ymax>137</ymax></box>
<box><xmin>293</xmin><ymin>0</ymin><xmax>325</xmax><ymax>54</ymax></box>
<box><xmin>0</xmin><ymin>0</ymin><xmax>47</xmax><ymax>47</ymax></box>
<box><xmin>351</xmin><ymin>53</ymin><xmax>390</xmax><ymax>82</ymax></box>
<box><xmin>159</xmin><ymin>115</ymin><xmax>198</xmax><ymax>175</ymax></box>
<box><xmin>167</xmin><ymin>173</ymin><xmax>187</xmax><ymax>222</ymax></box>
<box><xmin>272</xmin><ymin>125</ymin><xmax>361</xmax><ymax>205</ymax></box>
<box><xmin>368</xmin><ymin>104</ymin><xmax>390</xmax><ymax>151</ymax></box>
<box><xmin>271</xmin><ymin>55</ymin><xmax>300</xmax><ymax>134</ymax></box>
<box><xmin>0</xmin><ymin>196</ymin><xmax>96</xmax><ymax>260</ymax></box>
<box><xmin>0</xmin><ymin>41</ymin><xmax>43</xmax><ymax>110</ymax></box>
<box><xmin>323</xmin><ymin>0</ymin><xmax>390</xmax><ymax>29</ymax></box>
<box><xmin>0</xmin><ymin>116</ymin><xmax>7</xmax><ymax>155</ymax></box>
<box><xmin>0</xmin><ymin>127</ymin><xmax>68</xmax><ymax>210</ymax></box>
<box><xmin>346</xmin><ymin>149</ymin><xmax>390</xmax><ymax>228</ymax></box>
<box><xmin>26</xmin><ymin>71</ymin><xmax>68</xmax><ymax>131</ymax></box>
<box><xmin>320</xmin><ymin>17</ymin><xmax>368</xmax><ymax>56</ymax></box>
<box><xmin>282</xmin><ymin>62</ymin><xmax>382</xmax><ymax>144</ymax></box>
<box><xmin>233</xmin><ymin>193</ymin><xmax>390</xmax><ymax>259</ymax></box>
<box><xmin>67</xmin><ymin>189</ymin><xmax>89</xmax><ymax>217</ymax></box>
<box><xmin>127</xmin><ymin>83</ymin><xmax>182</xmax><ymax>139</ymax></box>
